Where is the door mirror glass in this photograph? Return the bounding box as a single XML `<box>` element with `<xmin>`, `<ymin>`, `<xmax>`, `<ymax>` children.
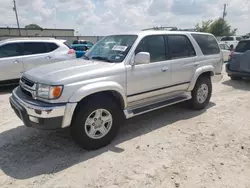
<box><xmin>134</xmin><ymin>52</ymin><xmax>150</xmax><ymax>65</ymax></box>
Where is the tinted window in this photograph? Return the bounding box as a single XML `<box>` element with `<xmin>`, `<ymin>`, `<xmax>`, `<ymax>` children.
<box><xmin>135</xmin><ymin>35</ymin><xmax>166</xmax><ymax>62</ymax></box>
<box><xmin>72</xmin><ymin>46</ymin><xmax>88</xmax><ymax>51</ymax></box>
<box><xmin>221</xmin><ymin>36</ymin><xmax>234</xmax><ymax>41</ymax></box>
<box><xmin>168</xmin><ymin>35</ymin><xmax>195</xmax><ymax>59</ymax></box>
<box><xmin>235</xmin><ymin>41</ymin><xmax>250</xmax><ymax>53</ymax></box>
<box><xmin>0</xmin><ymin>43</ymin><xmax>22</xmax><ymax>58</ymax></box>
<box><xmin>236</xmin><ymin>37</ymin><xmax>243</xmax><ymax>41</ymax></box>
<box><xmin>23</xmin><ymin>42</ymin><xmax>48</xmax><ymax>55</ymax></box>
<box><xmin>192</xmin><ymin>34</ymin><xmax>220</xmax><ymax>55</ymax></box>
<box><xmin>47</xmin><ymin>43</ymin><xmax>58</xmax><ymax>51</ymax></box>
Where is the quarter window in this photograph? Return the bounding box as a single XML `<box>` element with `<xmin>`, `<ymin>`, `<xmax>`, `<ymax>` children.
<box><xmin>0</xmin><ymin>43</ymin><xmax>22</xmax><ymax>58</ymax></box>
<box><xmin>192</xmin><ymin>34</ymin><xmax>220</xmax><ymax>55</ymax></box>
<box><xmin>135</xmin><ymin>35</ymin><xmax>166</xmax><ymax>62</ymax></box>
<box><xmin>47</xmin><ymin>43</ymin><xmax>59</xmax><ymax>51</ymax></box>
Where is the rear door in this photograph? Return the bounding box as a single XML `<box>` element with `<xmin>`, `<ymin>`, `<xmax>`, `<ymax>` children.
<box><xmin>0</xmin><ymin>42</ymin><xmax>24</xmax><ymax>82</ymax></box>
<box><xmin>21</xmin><ymin>42</ymin><xmax>52</xmax><ymax>70</ymax></box>
<box><xmin>167</xmin><ymin>34</ymin><xmax>197</xmax><ymax>88</ymax></box>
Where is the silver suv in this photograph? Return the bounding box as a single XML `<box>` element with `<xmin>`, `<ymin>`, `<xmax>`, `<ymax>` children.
<box><xmin>0</xmin><ymin>38</ymin><xmax>76</xmax><ymax>85</ymax></box>
<box><xmin>10</xmin><ymin>30</ymin><xmax>223</xmax><ymax>150</ymax></box>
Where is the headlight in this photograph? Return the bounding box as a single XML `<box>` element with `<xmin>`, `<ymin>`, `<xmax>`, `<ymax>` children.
<box><xmin>36</xmin><ymin>84</ymin><xmax>63</xmax><ymax>99</ymax></box>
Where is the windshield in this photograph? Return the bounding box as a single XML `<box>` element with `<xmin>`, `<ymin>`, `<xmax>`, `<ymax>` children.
<box><xmin>84</xmin><ymin>35</ymin><xmax>138</xmax><ymax>63</ymax></box>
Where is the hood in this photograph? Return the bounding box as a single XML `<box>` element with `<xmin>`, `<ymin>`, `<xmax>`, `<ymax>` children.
<box><xmin>23</xmin><ymin>59</ymin><xmax>116</xmax><ymax>85</ymax></box>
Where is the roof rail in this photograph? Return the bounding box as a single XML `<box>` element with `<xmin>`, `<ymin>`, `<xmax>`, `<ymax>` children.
<box><xmin>142</xmin><ymin>26</ymin><xmax>197</xmax><ymax>32</ymax></box>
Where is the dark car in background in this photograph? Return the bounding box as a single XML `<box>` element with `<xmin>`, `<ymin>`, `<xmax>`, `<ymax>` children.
<box><xmin>226</xmin><ymin>39</ymin><xmax>250</xmax><ymax>80</ymax></box>
<box><xmin>71</xmin><ymin>40</ymin><xmax>93</xmax><ymax>58</ymax></box>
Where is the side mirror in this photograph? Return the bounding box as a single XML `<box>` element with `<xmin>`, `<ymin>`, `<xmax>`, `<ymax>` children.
<box><xmin>134</xmin><ymin>52</ymin><xmax>150</xmax><ymax>65</ymax></box>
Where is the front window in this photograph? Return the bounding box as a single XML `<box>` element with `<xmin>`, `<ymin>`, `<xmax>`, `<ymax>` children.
<box><xmin>84</xmin><ymin>35</ymin><xmax>138</xmax><ymax>63</ymax></box>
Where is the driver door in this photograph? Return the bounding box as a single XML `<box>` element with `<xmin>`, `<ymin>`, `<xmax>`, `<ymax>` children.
<box><xmin>126</xmin><ymin>35</ymin><xmax>172</xmax><ymax>103</ymax></box>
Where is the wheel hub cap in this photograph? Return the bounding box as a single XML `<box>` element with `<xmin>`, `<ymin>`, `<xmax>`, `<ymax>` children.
<box><xmin>85</xmin><ymin>109</ymin><xmax>113</xmax><ymax>139</ymax></box>
<box><xmin>197</xmin><ymin>84</ymin><xmax>209</xmax><ymax>104</ymax></box>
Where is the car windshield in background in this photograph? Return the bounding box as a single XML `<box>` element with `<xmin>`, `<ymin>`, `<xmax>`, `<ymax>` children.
<box><xmin>235</xmin><ymin>41</ymin><xmax>250</xmax><ymax>53</ymax></box>
<box><xmin>84</xmin><ymin>35</ymin><xmax>138</xmax><ymax>63</ymax></box>
<box><xmin>221</xmin><ymin>36</ymin><xmax>234</xmax><ymax>41</ymax></box>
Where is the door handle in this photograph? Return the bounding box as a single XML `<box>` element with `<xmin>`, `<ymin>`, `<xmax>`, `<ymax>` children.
<box><xmin>46</xmin><ymin>56</ymin><xmax>52</xmax><ymax>59</ymax></box>
<box><xmin>161</xmin><ymin>67</ymin><xmax>168</xmax><ymax>72</ymax></box>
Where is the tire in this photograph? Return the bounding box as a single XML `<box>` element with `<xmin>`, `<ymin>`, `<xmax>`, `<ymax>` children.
<box><xmin>189</xmin><ymin>75</ymin><xmax>212</xmax><ymax>110</ymax></box>
<box><xmin>71</xmin><ymin>96</ymin><xmax>124</xmax><ymax>150</ymax></box>
<box><xmin>230</xmin><ymin>76</ymin><xmax>242</xmax><ymax>80</ymax></box>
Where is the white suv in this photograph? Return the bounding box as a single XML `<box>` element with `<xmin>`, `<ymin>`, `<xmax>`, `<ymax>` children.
<box><xmin>0</xmin><ymin>38</ymin><xmax>76</xmax><ymax>85</ymax></box>
<box><xmin>10</xmin><ymin>30</ymin><xmax>223</xmax><ymax>150</ymax></box>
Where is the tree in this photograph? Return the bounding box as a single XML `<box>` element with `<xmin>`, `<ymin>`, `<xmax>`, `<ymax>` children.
<box><xmin>195</xmin><ymin>18</ymin><xmax>237</xmax><ymax>36</ymax></box>
<box><xmin>25</xmin><ymin>24</ymin><xmax>42</xmax><ymax>29</ymax></box>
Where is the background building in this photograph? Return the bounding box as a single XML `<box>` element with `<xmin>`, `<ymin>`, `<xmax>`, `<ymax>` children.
<box><xmin>0</xmin><ymin>27</ymin><xmax>74</xmax><ymax>37</ymax></box>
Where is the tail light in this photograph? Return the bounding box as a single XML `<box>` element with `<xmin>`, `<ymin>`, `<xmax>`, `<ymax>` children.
<box><xmin>229</xmin><ymin>50</ymin><xmax>234</xmax><ymax>60</ymax></box>
<box><xmin>68</xmin><ymin>49</ymin><xmax>75</xmax><ymax>55</ymax></box>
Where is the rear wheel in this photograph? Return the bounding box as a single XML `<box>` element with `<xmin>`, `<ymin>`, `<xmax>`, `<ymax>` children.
<box><xmin>230</xmin><ymin>75</ymin><xmax>242</xmax><ymax>80</ymax></box>
<box><xmin>189</xmin><ymin>75</ymin><xmax>212</xmax><ymax>110</ymax></box>
<box><xmin>71</xmin><ymin>96</ymin><xmax>124</xmax><ymax>150</ymax></box>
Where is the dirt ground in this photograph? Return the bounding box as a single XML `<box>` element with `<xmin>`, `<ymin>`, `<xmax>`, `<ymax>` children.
<box><xmin>1</xmin><ymin>67</ymin><xmax>250</xmax><ymax>188</ymax></box>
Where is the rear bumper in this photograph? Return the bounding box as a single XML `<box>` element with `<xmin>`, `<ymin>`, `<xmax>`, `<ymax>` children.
<box><xmin>212</xmin><ymin>73</ymin><xmax>223</xmax><ymax>83</ymax></box>
<box><xmin>226</xmin><ymin>63</ymin><xmax>250</xmax><ymax>77</ymax></box>
<box><xmin>9</xmin><ymin>87</ymin><xmax>77</xmax><ymax>130</ymax></box>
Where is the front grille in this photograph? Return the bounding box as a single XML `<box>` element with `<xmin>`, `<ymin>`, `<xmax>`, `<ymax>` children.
<box><xmin>21</xmin><ymin>77</ymin><xmax>35</xmax><ymax>87</ymax></box>
<box><xmin>20</xmin><ymin>86</ymin><xmax>33</xmax><ymax>98</ymax></box>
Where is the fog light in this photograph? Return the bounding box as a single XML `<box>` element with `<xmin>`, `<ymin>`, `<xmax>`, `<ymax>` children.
<box><xmin>29</xmin><ymin>116</ymin><xmax>39</xmax><ymax>123</ymax></box>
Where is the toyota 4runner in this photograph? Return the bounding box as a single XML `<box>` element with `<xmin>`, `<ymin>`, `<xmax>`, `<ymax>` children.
<box><xmin>10</xmin><ymin>30</ymin><xmax>223</xmax><ymax>150</ymax></box>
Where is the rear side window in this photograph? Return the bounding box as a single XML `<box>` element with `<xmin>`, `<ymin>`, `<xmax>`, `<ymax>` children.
<box><xmin>47</xmin><ymin>43</ymin><xmax>58</xmax><ymax>51</ymax></box>
<box><xmin>167</xmin><ymin>35</ymin><xmax>196</xmax><ymax>59</ymax></box>
<box><xmin>192</xmin><ymin>34</ymin><xmax>220</xmax><ymax>55</ymax></box>
<box><xmin>0</xmin><ymin>43</ymin><xmax>22</xmax><ymax>58</ymax></box>
<box><xmin>135</xmin><ymin>35</ymin><xmax>166</xmax><ymax>62</ymax></box>
<box><xmin>221</xmin><ymin>36</ymin><xmax>234</xmax><ymax>41</ymax></box>
<box><xmin>22</xmin><ymin>42</ymin><xmax>48</xmax><ymax>55</ymax></box>
<box><xmin>235</xmin><ymin>41</ymin><xmax>250</xmax><ymax>53</ymax></box>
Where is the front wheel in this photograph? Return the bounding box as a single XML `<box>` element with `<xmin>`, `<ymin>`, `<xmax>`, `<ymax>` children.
<box><xmin>189</xmin><ymin>76</ymin><xmax>212</xmax><ymax>110</ymax></box>
<box><xmin>71</xmin><ymin>96</ymin><xmax>124</xmax><ymax>150</ymax></box>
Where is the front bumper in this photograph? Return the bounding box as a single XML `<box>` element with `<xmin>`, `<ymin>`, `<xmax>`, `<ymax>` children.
<box><xmin>9</xmin><ymin>87</ymin><xmax>77</xmax><ymax>130</ymax></box>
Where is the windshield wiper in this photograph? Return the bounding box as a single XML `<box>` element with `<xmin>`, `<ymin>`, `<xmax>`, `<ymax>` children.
<box><xmin>82</xmin><ymin>54</ymin><xmax>90</xmax><ymax>60</ymax></box>
<box><xmin>91</xmin><ymin>56</ymin><xmax>112</xmax><ymax>62</ymax></box>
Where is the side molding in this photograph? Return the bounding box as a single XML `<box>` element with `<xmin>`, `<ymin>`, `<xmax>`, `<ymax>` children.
<box><xmin>68</xmin><ymin>81</ymin><xmax>127</xmax><ymax>108</ymax></box>
<box><xmin>187</xmin><ymin>65</ymin><xmax>215</xmax><ymax>91</ymax></box>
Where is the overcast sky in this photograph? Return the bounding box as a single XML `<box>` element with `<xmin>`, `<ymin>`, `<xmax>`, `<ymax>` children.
<box><xmin>0</xmin><ymin>0</ymin><xmax>249</xmax><ymax>36</ymax></box>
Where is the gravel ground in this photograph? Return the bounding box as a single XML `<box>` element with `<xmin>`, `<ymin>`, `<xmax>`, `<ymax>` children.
<box><xmin>1</xmin><ymin>67</ymin><xmax>250</xmax><ymax>188</ymax></box>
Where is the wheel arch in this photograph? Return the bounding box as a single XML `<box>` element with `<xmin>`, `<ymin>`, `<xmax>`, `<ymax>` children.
<box><xmin>188</xmin><ymin>65</ymin><xmax>214</xmax><ymax>91</ymax></box>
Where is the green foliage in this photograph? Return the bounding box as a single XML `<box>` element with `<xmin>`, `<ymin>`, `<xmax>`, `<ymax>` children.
<box><xmin>195</xmin><ymin>18</ymin><xmax>237</xmax><ymax>36</ymax></box>
<box><xmin>25</xmin><ymin>24</ymin><xmax>42</xmax><ymax>29</ymax></box>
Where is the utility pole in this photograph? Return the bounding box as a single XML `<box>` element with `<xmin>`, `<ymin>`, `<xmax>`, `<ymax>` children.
<box><xmin>222</xmin><ymin>4</ymin><xmax>227</xmax><ymax>20</ymax></box>
<box><xmin>13</xmin><ymin>0</ymin><xmax>21</xmax><ymax>36</ymax></box>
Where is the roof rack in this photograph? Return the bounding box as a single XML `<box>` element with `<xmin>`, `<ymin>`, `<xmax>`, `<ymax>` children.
<box><xmin>142</xmin><ymin>26</ymin><xmax>197</xmax><ymax>32</ymax></box>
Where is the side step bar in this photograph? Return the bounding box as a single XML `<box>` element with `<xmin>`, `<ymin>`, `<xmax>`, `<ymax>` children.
<box><xmin>124</xmin><ymin>94</ymin><xmax>191</xmax><ymax>119</ymax></box>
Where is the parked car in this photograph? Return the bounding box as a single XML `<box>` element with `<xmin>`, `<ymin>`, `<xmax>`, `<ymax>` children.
<box><xmin>226</xmin><ymin>39</ymin><xmax>250</xmax><ymax>80</ymax></box>
<box><xmin>72</xmin><ymin>40</ymin><xmax>93</xmax><ymax>46</ymax></box>
<box><xmin>71</xmin><ymin>43</ymin><xmax>93</xmax><ymax>58</ymax></box>
<box><xmin>219</xmin><ymin>43</ymin><xmax>231</xmax><ymax>62</ymax></box>
<box><xmin>0</xmin><ymin>38</ymin><xmax>76</xmax><ymax>86</ymax></box>
<box><xmin>10</xmin><ymin>31</ymin><xmax>223</xmax><ymax>150</ymax></box>
<box><xmin>220</xmin><ymin>36</ymin><xmax>243</xmax><ymax>49</ymax></box>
